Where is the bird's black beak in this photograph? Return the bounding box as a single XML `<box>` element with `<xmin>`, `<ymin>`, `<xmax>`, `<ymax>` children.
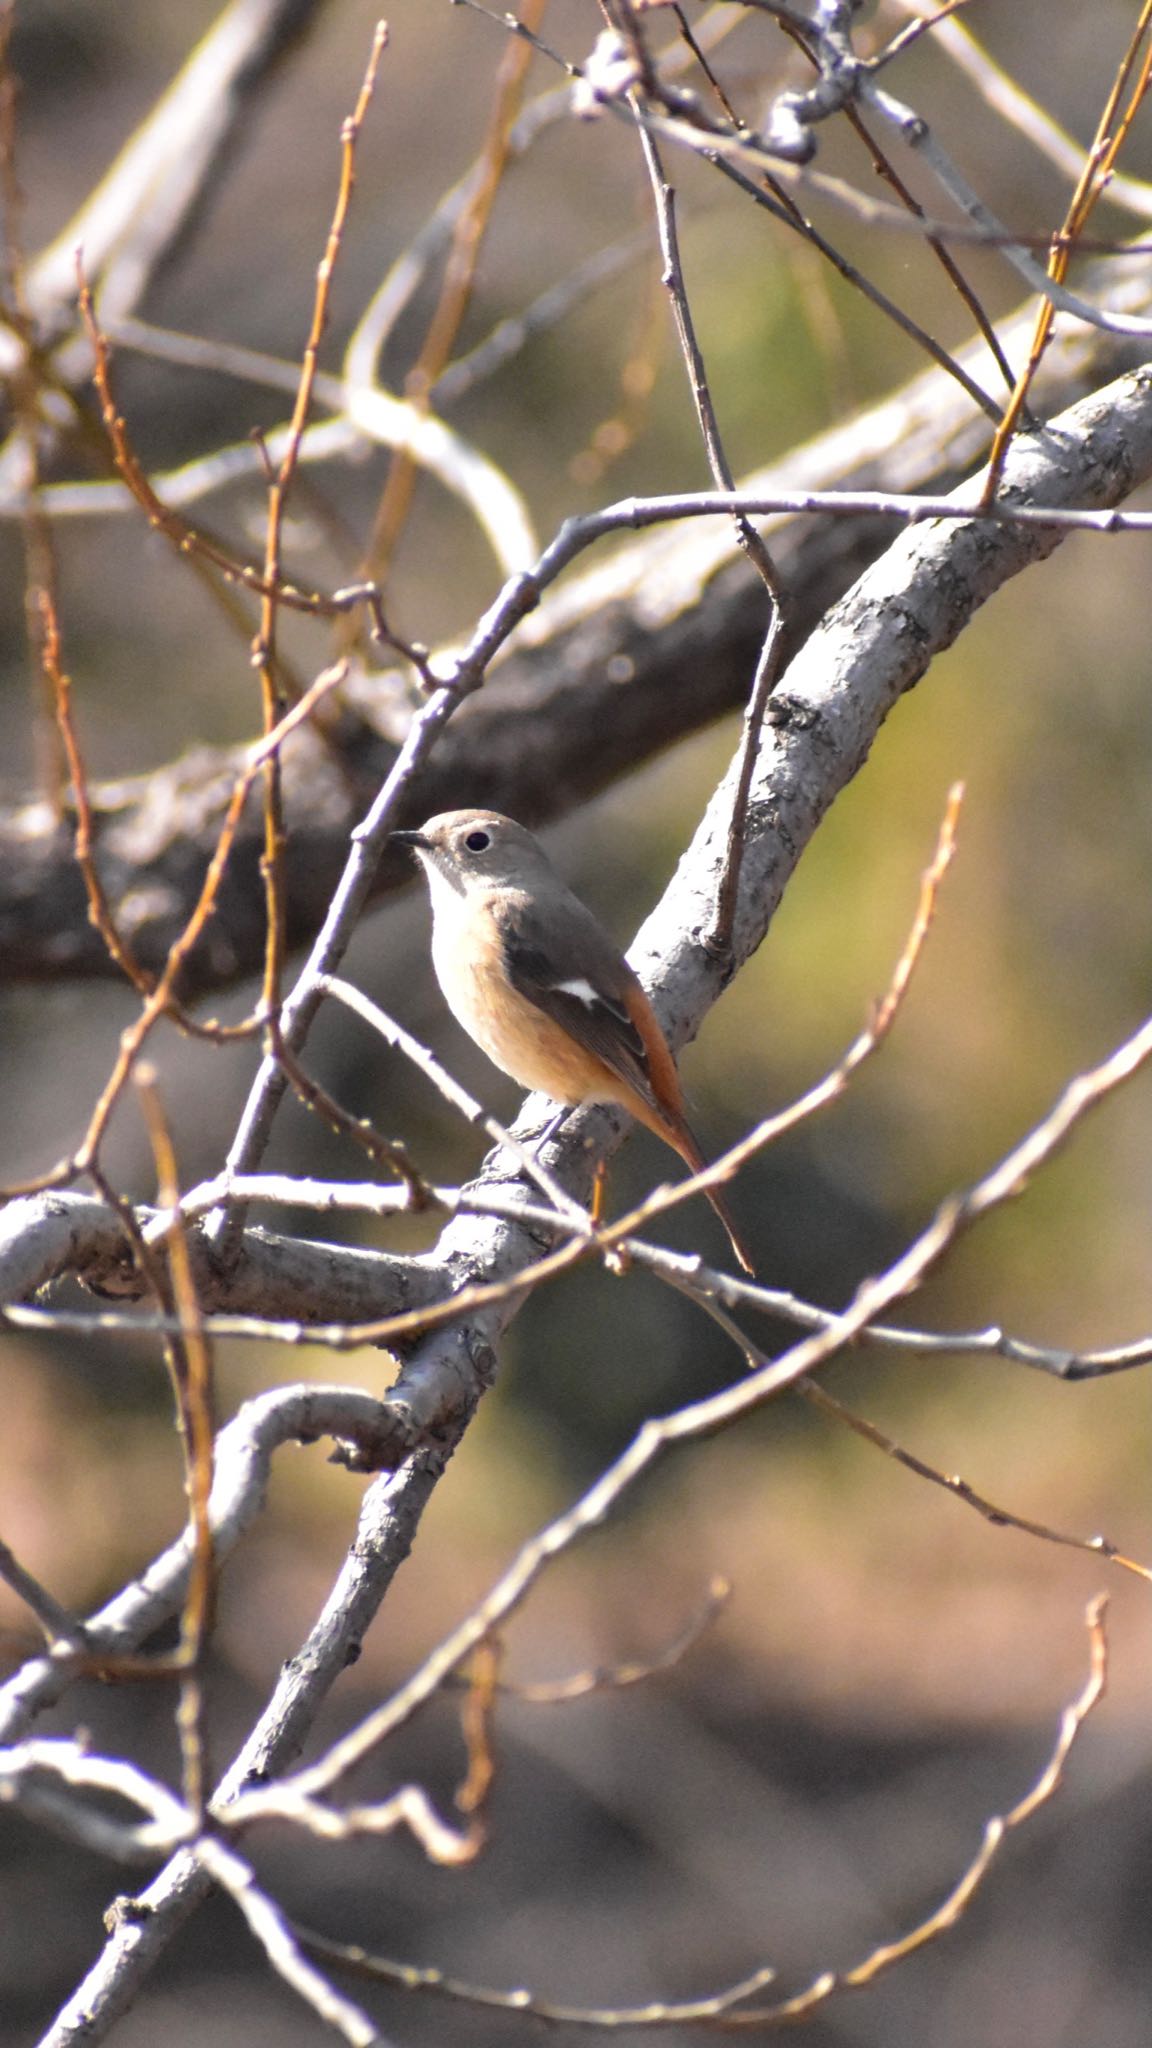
<box><xmin>390</xmin><ymin>829</ymin><xmax>431</xmax><ymax>851</ymax></box>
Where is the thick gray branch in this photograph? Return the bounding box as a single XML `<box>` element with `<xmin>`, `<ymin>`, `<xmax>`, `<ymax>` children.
<box><xmin>0</xmin><ymin>1190</ymin><xmax>438</xmax><ymax>1324</ymax></box>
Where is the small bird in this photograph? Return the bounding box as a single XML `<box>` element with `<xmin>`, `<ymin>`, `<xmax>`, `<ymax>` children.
<box><xmin>391</xmin><ymin>808</ymin><xmax>755</xmax><ymax>1273</ymax></box>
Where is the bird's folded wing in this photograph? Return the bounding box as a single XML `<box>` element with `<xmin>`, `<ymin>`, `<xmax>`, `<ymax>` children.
<box><xmin>499</xmin><ymin>905</ymin><xmax>659</xmax><ymax>1113</ymax></box>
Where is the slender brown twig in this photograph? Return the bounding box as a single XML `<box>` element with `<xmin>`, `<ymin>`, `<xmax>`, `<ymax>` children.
<box><xmin>135</xmin><ymin>1064</ymin><xmax>217</xmax><ymax>1822</ymax></box>
<box><xmin>982</xmin><ymin>0</ymin><xmax>1152</xmax><ymax>502</ymax></box>
<box><xmin>39</xmin><ymin>588</ymin><xmax>153</xmax><ymax>996</ymax></box>
<box><xmin>253</xmin><ymin>22</ymin><xmax>388</xmax><ymax>1032</ymax></box>
<box><xmin>0</xmin><ymin>661</ymin><xmax>349</xmax><ymax>1202</ymax></box>
<box><xmin>77</xmin><ymin>269</ymin><xmax>357</xmax><ymax>617</ymax></box>
<box><xmin>341</xmin><ymin>0</ymin><xmax>546</xmax><ymax>617</ymax></box>
<box><xmin>295</xmin><ymin>1600</ymin><xmax>1108</xmax><ymax>2031</ymax></box>
<box><xmin>0</xmin><ymin>1</ymin><xmax>72</xmax><ymax>819</ymax></box>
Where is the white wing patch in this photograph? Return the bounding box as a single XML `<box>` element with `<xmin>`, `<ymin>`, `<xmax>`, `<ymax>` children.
<box><xmin>552</xmin><ymin>977</ymin><xmax>602</xmax><ymax>1007</ymax></box>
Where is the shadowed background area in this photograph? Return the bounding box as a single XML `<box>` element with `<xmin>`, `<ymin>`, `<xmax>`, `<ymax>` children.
<box><xmin>1</xmin><ymin>3</ymin><xmax>1151</xmax><ymax>2043</ymax></box>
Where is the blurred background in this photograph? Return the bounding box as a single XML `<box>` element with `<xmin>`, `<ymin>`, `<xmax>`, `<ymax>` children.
<box><xmin>2</xmin><ymin>2</ymin><xmax>1152</xmax><ymax>2042</ymax></box>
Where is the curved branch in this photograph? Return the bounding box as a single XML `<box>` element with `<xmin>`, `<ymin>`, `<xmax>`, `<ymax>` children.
<box><xmin>0</xmin><ymin>1189</ymin><xmax>437</xmax><ymax>1324</ymax></box>
<box><xmin>0</xmin><ymin>1384</ymin><xmax>398</xmax><ymax>1744</ymax></box>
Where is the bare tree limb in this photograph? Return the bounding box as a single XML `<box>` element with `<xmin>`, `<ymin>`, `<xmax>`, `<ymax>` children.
<box><xmin>0</xmin><ymin>1188</ymin><xmax>437</xmax><ymax>1323</ymax></box>
<box><xmin>2</xmin><ymin>248</ymin><xmax>1150</xmax><ymax>991</ymax></box>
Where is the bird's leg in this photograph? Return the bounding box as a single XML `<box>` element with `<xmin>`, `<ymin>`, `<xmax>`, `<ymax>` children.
<box><xmin>533</xmin><ymin>1105</ymin><xmax>613</xmax><ymax>1243</ymax></box>
<box><xmin>535</xmin><ymin>1106</ymin><xmax>568</xmax><ymax>1151</ymax></box>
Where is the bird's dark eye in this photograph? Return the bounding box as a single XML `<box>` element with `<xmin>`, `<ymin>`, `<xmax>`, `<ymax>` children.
<box><xmin>463</xmin><ymin>829</ymin><xmax>491</xmax><ymax>853</ymax></box>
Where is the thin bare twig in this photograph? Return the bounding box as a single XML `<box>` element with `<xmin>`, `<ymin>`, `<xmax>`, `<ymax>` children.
<box><xmin>775</xmin><ymin>6</ymin><xmax>1016</xmax><ymax>399</ymax></box>
<box><xmin>635</xmin><ymin>126</ymin><xmax>780</xmax><ymax>595</ymax></box>
<box><xmin>342</xmin><ymin>0</ymin><xmax>546</xmax><ymax>616</ymax></box>
<box><xmin>0</xmin><ymin>1541</ymin><xmax>84</xmax><ymax>1649</ymax></box>
<box><xmin>268</xmin><ymin>1028</ymin><xmax>431</xmax><ymax>1207</ymax></box>
<box><xmin>295</xmin><ymin>1601</ymin><xmax>1108</xmax><ymax>2031</ymax></box>
<box><xmin>135</xmin><ymin>1065</ymin><xmax>217</xmax><ymax>1819</ymax></box>
<box><xmin>632</xmin><ymin>115</ymin><xmax>785</xmax><ymax>956</ymax></box>
<box><xmin>981</xmin><ymin>1</ymin><xmax>1152</xmax><ymax>503</ymax></box>
<box><xmin>658</xmin><ymin>1269</ymin><xmax>1151</xmax><ymax>1587</ymax></box>
<box><xmin>195</xmin><ymin>1833</ymin><xmax>383</xmax><ymax>2047</ymax></box>
<box><xmin>0</xmin><ymin>661</ymin><xmax>349</xmax><ymax>1203</ymax></box>
<box><xmin>888</xmin><ymin>0</ymin><xmax>1152</xmax><ymax>220</ymax></box>
<box><xmin>77</xmin><ymin>266</ymin><xmax>367</xmax><ymax>620</ymax></box>
<box><xmin>223</xmin><ymin>1777</ymin><xmax>481</xmax><ymax>1865</ymax></box>
<box><xmin>254</xmin><ymin>21</ymin><xmax>388</xmax><ymax>1031</ymax></box>
<box><xmin>491</xmin><ymin>1574</ymin><xmax>731</xmax><ymax>1702</ymax></box>
<box><xmin>801</xmin><ymin>1378</ymin><xmax>1152</xmax><ymax>1584</ymax></box>
<box><xmin>39</xmin><ymin>586</ymin><xmax>152</xmax><ymax>995</ymax></box>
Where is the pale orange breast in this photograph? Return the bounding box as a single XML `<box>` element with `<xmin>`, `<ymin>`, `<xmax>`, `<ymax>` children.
<box><xmin>431</xmin><ymin>894</ymin><xmax>641</xmax><ymax>1111</ymax></box>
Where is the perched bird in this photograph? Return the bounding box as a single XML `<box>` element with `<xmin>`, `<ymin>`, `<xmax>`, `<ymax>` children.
<box><xmin>391</xmin><ymin>808</ymin><xmax>755</xmax><ymax>1273</ymax></box>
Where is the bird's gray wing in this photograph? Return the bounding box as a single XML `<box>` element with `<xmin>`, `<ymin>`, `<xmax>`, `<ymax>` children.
<box><xmin>496</xmin><ymin>894</ymin><xmax>659</xmax><ymax>1110</ymax></box>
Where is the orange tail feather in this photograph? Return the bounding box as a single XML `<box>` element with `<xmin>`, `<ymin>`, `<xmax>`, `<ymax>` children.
<box><xmin>663</xmin><ymin>1112</ymin><xmax>756</xmax><ymax>1277</ymax></box>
